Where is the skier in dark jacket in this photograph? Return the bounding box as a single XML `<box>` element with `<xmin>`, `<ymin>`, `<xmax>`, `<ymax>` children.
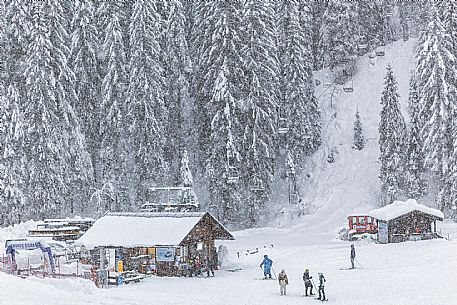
<box><xmin>303</xmin><ymin>268</ymin><xmax>314</xmax><ymax>296</ymax></box>
<box><xmin>350</xmin><ymin>244</ymin><xmax>356</xmax><ymax>269</ymax></box>
<box><xmin>317</xmin><ymin>273</ymin><xmax>326</xmax><ymax>301</ymax></box>
<box><xmin>260</xmin><ymin>255</ymin><xmax>273</xmax><ymax>279</ymax></box>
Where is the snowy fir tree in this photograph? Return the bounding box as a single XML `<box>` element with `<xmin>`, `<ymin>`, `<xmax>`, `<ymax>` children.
<box><xmin>415</xmin><ymin>5</ymin><xmax>457</xmax><ymax>212</ymax></box>
<box><xmin>191</xmin><ymin>1</ymin><xmax>245</xmax><ymax>225</ymax></box>
<box><xmin>240</xmin><ymin>0</ymin><xmax>278</xmax><ymax>225</ymax></box>
<box><xmin>0</xmin><ymin>85</ymin><xmax>26</xmax><ymax>225</ymax></box>
<box><xmin>378</xmin><ymin>65</ymin><xmax>407</xmax><ymax>204</ymax></box>
<box><xmin>353</xmin><ymin>108</ymin><xmax>365</xmax><ymax>150</ymax></box>
<box><xmin>321</xmin><ymin>1</ymin><xmax>358</xmax><ymax>78</ymax></box>
<box><xmin>97</xmin><ymin>1</ymin><xmax>129</xmax><ymax>213</ymax></box>
<box><xmin>22</xmin><ymin>2</ymin><xmax>91</xmax><ymax>219</ymax></box>
<box><xmin>127</xmin><ymin>0</ymin><xmax>167</xmax><ymax>208</ymax></box>
<box><xmin>69</xmin><ymin>0</ymin><xmax>100</xmax><ymax>171</ymax></box>
<box><xmin>162</xmin><ymin>0</ymin><xmax>189</xmax><ymax>186</ymax></box>
<box><xmin>405</xmin><ymin>75</ymin><xmax>426</xmax><ymax>200</ymax></box>
<box><xmin>280</xmin><ymin>1</ymin><xmax>321</xmax><ymax>173</ymax></box>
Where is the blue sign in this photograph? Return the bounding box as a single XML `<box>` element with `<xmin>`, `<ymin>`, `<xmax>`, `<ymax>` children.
<box><xmin>117</xmin><ymin>274</ymin><xmax>123</xmax><ymax>286</ymax></box>
<box><xmin>156</xmin><ymin>247</ymin><xmax>175</xmax><ymax>262</ymax></box>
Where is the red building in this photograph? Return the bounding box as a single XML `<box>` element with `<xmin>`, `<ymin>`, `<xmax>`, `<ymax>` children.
<box><xmin>347</xmin><ymin>214</ymin><xmax>378</xmax><ymax>235</ymax></box>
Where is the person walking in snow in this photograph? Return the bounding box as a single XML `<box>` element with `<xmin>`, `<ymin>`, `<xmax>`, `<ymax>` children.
<box><xmin>303</xmin><ymin>268</ymin><xmax>314</xmax><ymax>296</ymax></box>
<box><xmin>278</xmin><ymin>269</ymin><xmax>289</xmax><ymax>296</ymax></box>
<box><xmin>260</xmin><ymin>255</ymin><xmax>273</xmax><ymax>279</ymax></box>
<box><xmin>204</xmin><ymin>256</ymin><xmax>215</xmax><ymax>277</ymax></box>
<box><xmin>317</xmin><ymin>273</ymin><xmax>326</xmax><ymax>301</ymax></box>
<box><xmin>350</xmin><ymin>244</ymin><xmax>356</xmax><ymax>269</ymax></box>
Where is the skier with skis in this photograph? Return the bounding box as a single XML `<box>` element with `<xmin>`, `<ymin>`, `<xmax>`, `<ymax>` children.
<box><xmin>303</xmin><ymin>268</ymin><xmax>314</xmax><ymax>296</ymax></box>
<box><xmin>350</xmin><ymin>244</ymin><xmax>356</xmax><ymax>269</ymax></box>
<box><xmin>317</xmin><ymin>273</ymin><xmax>327</xmax><ymax>301</ymax></box>
<box><xmin>260</xmin><ymin>255</ymin><xmax>273</xmax><ymax>279</ymax></box>
<box><xmin>278</xmin><ymin>269</ymin><xmax>289</xmax><ymax>296</ymax></box>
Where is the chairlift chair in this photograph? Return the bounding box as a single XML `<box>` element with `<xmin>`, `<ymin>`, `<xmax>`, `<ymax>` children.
<box><xmin>250</xmin><ymin>176</ymin><xmax>265</xmax><ymax>192</ymax></box>
<box><xmin>343</xmin><ymin>86</ymin><xmax>354</xmax><ymax>93</ymax></box>
<box><xmin>375</xmin><ymin>50</ymin><xmax>385</xmax><ymax>57</ymax></box>
<box><xmin>368</xmin><ymin>52</ymin><xmax>376</xmax><ymax>59</ymax></box>
<box><xmin>277</xmin><ymin>117</ymin><xmax>288</xmax><ymax>134</ymax></box>
<box><xmin>323</xmin><ymin>82</ymin><xmax>332</xmax><ymax>88</ymax></box>
<box><xmin>227</xmin><ymin>166</ymin><xmax>239</xmax><ymax>183</ymax></box>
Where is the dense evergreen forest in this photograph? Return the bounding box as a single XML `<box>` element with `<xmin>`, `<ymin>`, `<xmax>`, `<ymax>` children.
<box><xmin>1</xmin><ymin>0</ymin><xmax>455</xmax><ymax>228</ymax></box>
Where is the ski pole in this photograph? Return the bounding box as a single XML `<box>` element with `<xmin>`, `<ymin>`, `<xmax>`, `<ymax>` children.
<box><xmin>271</xmin><ymin>267</ymin><xmax>277</xmax><ymax>280</ymax></box>
<box><xmin>355</xmin><ymin>258</ymin><xmax>364</xmax><ymax>268</ymax></box>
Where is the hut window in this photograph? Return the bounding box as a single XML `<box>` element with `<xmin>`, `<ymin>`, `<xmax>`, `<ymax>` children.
<box><xmin>367</xmin><ymin>217</ymin><xmax>372</xmax><ymax>224</ymax></box>
<box><xmin>358</xmin><ymin>217</ymin><xmax>365</xmax><ymax>224</ymax></box>
<box><xmin>197</xmin><ymin>242</ymin><xmax>203</xmax><ymax>251</ymax></box>
<box><xmin>352</xmin><ymin>217</ymin><xmax>357</xmax><ymax>224</ymax></box>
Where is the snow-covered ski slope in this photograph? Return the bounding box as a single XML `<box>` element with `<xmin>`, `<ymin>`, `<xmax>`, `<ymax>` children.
<box><xmin>1</xmin><ymin>39</ymin><xmax>457</xmax><ymax>305</ymax></box>
<box><xmin>296</xmin><ymin>38</ymin><xmax>416</xmax><ymax>232</ymax></box>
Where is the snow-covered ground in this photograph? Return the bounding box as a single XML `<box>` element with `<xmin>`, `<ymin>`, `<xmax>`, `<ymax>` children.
<box><xmin>1</xmin><ymin>39</ymin><xmax>456</xmax><ymax>305</ymax></box>
<box><xmin>0</xmin><ymin>221</ymin><xmax>456</xmax><ymax>305</ymax></box>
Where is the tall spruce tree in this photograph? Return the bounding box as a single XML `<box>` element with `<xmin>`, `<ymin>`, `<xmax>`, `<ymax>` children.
<box><xmin>378</xmin><ymin>65</ymin><xmax>407</xmax><ymax>204</ymax></box>
<box><xmin>405</xmin><ymin>75</ymin><xmax>426</xmax><ymax>199</ymax></box>
<box><xmin>192</xmin><ymin>1</ymin><xmax>245</xmax><ymax>225</ymax></box>
<box><xmin>321</xmin><ymin>1</ymin><xmax>358</xmax><ymax>77</ymax></box>
<box><xmin>23</xmin><ymin>2</ymin><xmax>91</xmax><ymax>218</ymax></box>
<box><xmin>162</xmin><ymin>0</ymin><xmax>189</xmax><ymax>186</ymax></box>
<box><xmin>281</xmin><ymin>1</ymin><xmax>321</xmax><ymax>171</ymax></box>
<box><xmin>97</xmin><ymin>1</ymin><xmax>129</xmax><ymax>213</ymax></box>
<box><xmin>127</xmin><ymin>0</ymin><xmax>167</xmax><ymax>209</ymax></box>
<box><xmin>69</xmin><ymin>0</ymin><xmax>100</xmax><ymax>172</ymax></box>
<box><xmin>353</xmin><ymin>108</ymin><xmax>365</xmax><ymax>150</ymax></box>
<box><xmin>416</xmin><ymin>6</ymin><xmax>457</xmax><ymax>211</ymax></box>
<box><xmin>240</xmin><ymin>0</ymin><xmax>278</xmax><ymax>225</ymax></box>
<box><xmin>0</xmin><ymin>85</ymin><xmax>27</xmax><ymax>225</ymax></box>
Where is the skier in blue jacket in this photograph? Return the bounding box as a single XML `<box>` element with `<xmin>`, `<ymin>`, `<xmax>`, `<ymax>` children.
<box><xmin>260</xmin><ymin>255</ymin><xmax>273</xmax><ymax>279</ymax></box>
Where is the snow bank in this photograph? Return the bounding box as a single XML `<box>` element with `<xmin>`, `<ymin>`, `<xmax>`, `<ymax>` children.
<box><xmin>369</xmin><ymin>199</ymin><xmax>444</xmax><ymax>221</ymax></box>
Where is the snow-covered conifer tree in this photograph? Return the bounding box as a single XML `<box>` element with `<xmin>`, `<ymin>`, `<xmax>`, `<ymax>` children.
<box><xmin>405</xmin><ymin>75</ymin><xmax>426</xmax><ymax>200</ymax></box>
<box><xmin>70</xmin><ymin>0</ymin><xmax>100</xmax><ymax>170</ymax></box>
<box><xmin>415</xmin><ymin>6</ymin><xmax>457</xmax><ymax>211</ymax></box>
<box><xmin>0</xmin><ymin>85</ymin><xmax>26</xmax><ymax>225</ymax></box>
<box><xmin>23</xmin><ymin>2</ymin><xmax>92</xmax><ymax>218</ymax></box>
<box><xmin>162</xmin><ymin>0</ymin><xmax>189</xmax><ymax>186</ymax></box>
<box><xmin>240</xmin><ymin>0</ymin><xmax>278</xmax><ymax>225</ymax></box>
<box><xmin>98</xmin><ymin>1</ymin><xmax>129</xmax><ymax>213</ymax></box>
<box><xmin>321</xmin><ymin>1</ymin><xmax>358</xmax><ymax>75</ymax></box>
<box><xmin>127</xmin><ymin>0</ymin><xmax>167</xmax><ymax>208</ymax></box>
<box><xmin>191</xmin><ymin>2</ymin><xmax>245</xmax><ymax>225</ymax></box>
<box><xmin>353</xmin><ymin>108</ymin><xmax>365</xmax><ymax>150</ymax></box>
<box><xmin>378</xmin><ymin>65</ymin><xmax>407</xmax><ymax>204</ymax></box>
<box><xmin>281</xmin><ymin>1</ymin><xmax>321</xmax><ymax>171</ymax></box>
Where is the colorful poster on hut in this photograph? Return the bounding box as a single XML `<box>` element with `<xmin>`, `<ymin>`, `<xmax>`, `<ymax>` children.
<box><xmin>156</xmin><ymin>247</ymin><xmax>175</xmax><ymax>262</ymax></box>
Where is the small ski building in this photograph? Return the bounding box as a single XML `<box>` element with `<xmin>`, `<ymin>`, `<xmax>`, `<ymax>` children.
<box><xmin>369</xmin><ymin>199</ymin><xmax>444</xmax><ymax>243</ymax></box>
<box><xmin>76</xmin><ymin>212</ymin><xmax>233</xmax><ymax>276</ymax></box>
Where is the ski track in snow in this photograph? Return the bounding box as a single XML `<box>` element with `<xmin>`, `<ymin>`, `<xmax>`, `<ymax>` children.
<box><xmin>1</xmin><ymin>40</ymin><xmax>457</xmax><ymax>305</ymax></box>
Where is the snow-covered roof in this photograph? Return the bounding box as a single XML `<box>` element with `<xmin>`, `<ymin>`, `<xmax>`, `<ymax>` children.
<box><xmin>76</xmin><ymin>212</ymin><xmax>230</xmax><ymax>250</ymax></box>
<box><xmin>368</xmin><ymin>199</ymin><xmax>444</xmax><ymax>221</ymax></box>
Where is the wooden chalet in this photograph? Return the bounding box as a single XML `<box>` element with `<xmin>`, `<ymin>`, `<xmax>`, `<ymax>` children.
<box><xmin>76</xmin><ymin>212</ymin><xmax>234</xmax><ymax>279</ymax></box>
<box><xmin>369</xmin><ymin>199</ymin><xmax>444</xmax><ymax>243</ymax></box>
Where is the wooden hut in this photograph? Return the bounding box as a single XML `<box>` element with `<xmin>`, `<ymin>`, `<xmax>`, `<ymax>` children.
<box><xmin>369</xmin><ymin>199</ymin><xmax>444</xmax><ymax>243</ymax></box>
<box><xmin>76</xmin><ymin>212</ymin><xmax>233</xmax><ymax>279</ymax></box>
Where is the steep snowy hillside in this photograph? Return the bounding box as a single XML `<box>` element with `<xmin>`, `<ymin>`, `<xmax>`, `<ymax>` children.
<box><xmin>289</xmin><ymin>39</ymin><xmax>417</xmax><ymax>232</ymax></box>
